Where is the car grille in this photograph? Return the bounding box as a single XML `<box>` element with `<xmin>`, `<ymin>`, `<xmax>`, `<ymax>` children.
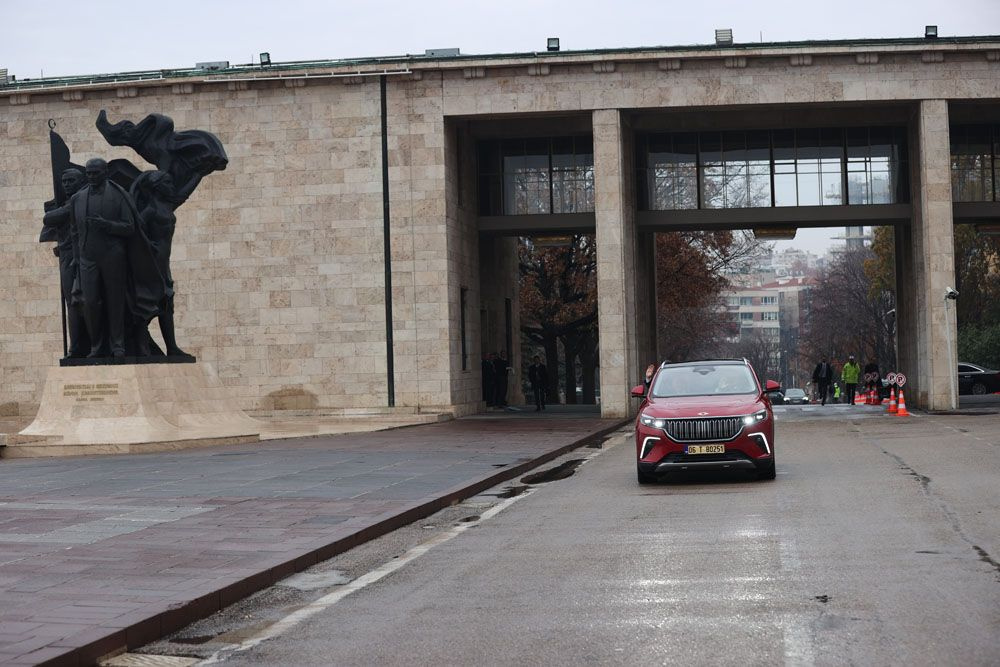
<box><xmin>662</xmin><ymin>417</ymin><xmax>743</xmax><ymax>442</ymax></box>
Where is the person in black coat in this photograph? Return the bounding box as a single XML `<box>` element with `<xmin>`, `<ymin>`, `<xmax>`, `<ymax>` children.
<box><xmin>482</xmin><ymin>353</ymin><xmax>496</xmax><ymax>406</ymax></box>
<box><xmin>528</xmin><ymin>355</ymin><xmax>548</xmax><ymax>411</ymax></box>
<box><xmin>812</xmin><ymin>357</ymin><xmax>834</xmax><ymax>406</ymax></box>
<box><xmin>493</xmin><ymin>351</ymin><xmax>510</xmax><ymax>408</ymax></box>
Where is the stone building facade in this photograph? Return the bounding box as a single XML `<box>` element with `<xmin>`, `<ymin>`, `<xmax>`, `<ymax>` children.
<box><xmin>2</xmin><ymin>36</ymin><xmax>1000</xmax><ymax>417</ymax></box>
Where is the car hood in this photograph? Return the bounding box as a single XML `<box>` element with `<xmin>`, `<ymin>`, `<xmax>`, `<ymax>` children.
<box><xmin>642</xmin><ymin>394</ymin><xmax>763</xmax><ymax>418</ymax></box>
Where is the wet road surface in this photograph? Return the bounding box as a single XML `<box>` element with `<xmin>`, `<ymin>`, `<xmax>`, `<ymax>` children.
<box><xmin>135</xmin><ymin>407</ymin><xmax>1000</xmax><ymax>666</ymax></box>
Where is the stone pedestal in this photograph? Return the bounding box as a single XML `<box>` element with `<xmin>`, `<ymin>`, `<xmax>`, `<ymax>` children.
<box><xmin>12</xmin><ymin>363</ymin><xmax>262</xmax><ymax>457</ymax></box>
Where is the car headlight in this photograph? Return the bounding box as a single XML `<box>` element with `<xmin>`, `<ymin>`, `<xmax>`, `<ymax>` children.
<box><xmin>639</xmin><ymin>413</ymin><xmax>667</xmax><ymax>429</ymax></box>
<box><xmin>742</xmin><ymin>410</ymin><xmax>767</xmax><ymax>426</ymax></box>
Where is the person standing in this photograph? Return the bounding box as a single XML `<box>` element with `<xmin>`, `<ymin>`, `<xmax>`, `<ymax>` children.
<box><xmin>493</xmin><ymin>351</ymin><xmax>510</xmax><ymax>408</ymax></box>
<box><xmin>842</xmin><ymin>355</ymin><xmax>861</xmax><ymax>405</ymax></box>
<box><xmin>481</xmin><ymin>353</ymin><xmax>496</xmax><ymax>407</ymax></box>
<box><xmin>528</xmin><ymin>355</ymin><xmax>548</xmax><ymax>411</ymax></box>
<box><xmin>812</xmin><ymin>357</ymin><xmax>834</xmax><ymax>406</ymax></box>
<box><xmin>833</xmin><ymin>382</ymin><xmax>841</xmax><ymax>403</ymax></box>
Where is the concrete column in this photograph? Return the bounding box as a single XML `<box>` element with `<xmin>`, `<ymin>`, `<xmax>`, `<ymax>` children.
<box><xmin>593</xmin><ymin>109</ymin><xmax>645</xmax><ymax>418</ymax></box>
<box><xmin>907</xmin><ymin>100</ymin><xmax>958</xmax><ymax>409</ymax></box>
<box><xmin>894</xmin><ymin>224</ymin><xmax>918</xmax><ymax>387</ymax></box>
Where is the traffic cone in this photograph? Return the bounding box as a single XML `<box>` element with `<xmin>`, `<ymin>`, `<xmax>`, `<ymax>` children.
<box><xmin>896</xmin><ymin>389</ymin><xmax>910</xmax><ymax>417</ymax></box>
<box><xmin>854</xmin><ymin>389</ymin><xmax>865</xmax><ymax>405</ymax></box>
<box><xmin>887</xmin><ymin>387</ymin><xmax>898</xmax><ymax>414</ymax></box>
<box><xmin>866</xmin><ymin>388</ymin><xmax>874</xmax><ymax>405</ymax></box>
<box><xmin>873</xmin><ymin>388</ymin><xmax>882</xmax><ymax>405</ymax></box>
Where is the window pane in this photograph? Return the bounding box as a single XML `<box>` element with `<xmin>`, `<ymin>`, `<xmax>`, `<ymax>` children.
<box><xmin>645</xmin><ymin>133</ymin><xmax>698</xmax><ymax>210</ymax></box>
<box><xmin>503</xmin><ymin>152</ymin><xmax>550</xmax><ymax>214</ymax></box>
<box><xmin>951</xmin><ymin>125</ymin><xmax>992</xmax><ymax>202</ymax></box>
<box><xmin>478</xmin><ymin>141</ymin><xmax>501</xmax><ymax>175</ymax></box>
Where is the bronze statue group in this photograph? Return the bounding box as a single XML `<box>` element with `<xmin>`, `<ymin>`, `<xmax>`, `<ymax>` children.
<box><xmin>40</xmin><ymin>112</ymin><xmax>227</xmax><ymax>361</ymax></box>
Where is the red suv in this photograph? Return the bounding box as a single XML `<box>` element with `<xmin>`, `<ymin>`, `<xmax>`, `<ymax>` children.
<box><xmin>631</xmin><ymin>359</ymin><xmax>779</xmax><ymax>483</ymax></box>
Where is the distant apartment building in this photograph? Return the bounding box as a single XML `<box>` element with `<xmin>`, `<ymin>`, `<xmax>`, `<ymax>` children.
<box><xmin>724</xmin><ymin>287</ymin><xmax>782</xmax><ymax>342</ymax></box>
<box><xmin>772</xmin><ymin>248</ymin><xmax>821</xmax><ymax>277</ymax></box>
<box><xmin>723</xmin><ymin>276</ymin><xmax>816</xmax><ymax>387</ymax></box>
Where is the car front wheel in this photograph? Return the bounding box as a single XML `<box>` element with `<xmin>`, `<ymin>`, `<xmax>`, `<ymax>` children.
<box><xmin>756</xmin><ymin>458</ymin><xmax>776</xmax><ymax>481</ymax></box>
<box><xmin>972</xmin><ymin>382</ymin><xmax>988</xmax><ymax>395</ymax></box>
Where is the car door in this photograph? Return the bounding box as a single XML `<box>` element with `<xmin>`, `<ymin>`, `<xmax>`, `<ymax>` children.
<box><xmin>957</xmin><ymin>364</ymin><xmax>979</xmax><ymax>395</ymax></box>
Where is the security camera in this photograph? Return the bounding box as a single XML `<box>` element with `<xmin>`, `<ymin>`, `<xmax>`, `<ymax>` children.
<box><xmin>945</xmin><ymin>287</ymin><xmax>959</xmax><ymax>300</ymax></box>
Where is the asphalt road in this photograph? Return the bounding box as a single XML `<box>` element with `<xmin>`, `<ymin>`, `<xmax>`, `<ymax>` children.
<box><xmin>134</xmin><ymin>406</ymin><xmax>1000</xmax><ymax>667</ymax></box>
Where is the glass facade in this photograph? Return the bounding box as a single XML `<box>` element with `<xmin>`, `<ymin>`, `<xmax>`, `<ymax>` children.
<box><xmin>951</xmin><ymin>125</ymin><xmax>999</xmax><ymax>202</ymax></box>
<box><xmin>637</xmin><ymin>127</ymin><xmax>909</xmax><ymax>211</ymax></box>
<box><xmin>478</xmin><ymin>136</ymin><xmax>594</xmax><ymax>216</ymax></box>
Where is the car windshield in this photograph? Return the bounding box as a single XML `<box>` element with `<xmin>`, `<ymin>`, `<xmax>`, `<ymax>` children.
<box><xmin>785</xmin><ymin>389</ymin><xmax>805</xmax><ymax>398</ymax></box>
<box><xmin>651</xmin><ymin>364</ymin><xmax>758</xmax><ymax>398</ymax></box>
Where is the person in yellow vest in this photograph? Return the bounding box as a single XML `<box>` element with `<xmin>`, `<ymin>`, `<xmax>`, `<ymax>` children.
<box><xmin>842</xmin><ymin>355</ymin><xmax>861</xmax><ymax>405</ymax></box>
<box><xmin>833</xmin><ymin>383</ymin><xmax>841</xmax><ymax>403</ymax></box>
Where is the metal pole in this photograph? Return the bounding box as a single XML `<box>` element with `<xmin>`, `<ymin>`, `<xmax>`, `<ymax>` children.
<box><xmin>380</xmin><ymin>75</ymin><xmax>395</xmax><ymax>407</ymax></box>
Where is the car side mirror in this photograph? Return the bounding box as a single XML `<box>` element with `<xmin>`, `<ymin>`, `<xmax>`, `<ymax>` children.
<box><xmin>764</xmin><ymin>380</ymin><xmax>781</xmax><ymax>392</ymax></box>
<box><xmin>630</xmin><ymin>384</ymin><xmax>647</xmax><ymax>398</ymax></box>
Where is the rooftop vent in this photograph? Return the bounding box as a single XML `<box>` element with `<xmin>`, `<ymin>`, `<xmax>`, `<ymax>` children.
<box><xmin>424</xmin><ymin>48</ymin><xmax>461</xmax><ymax>58</ymax></box>
<box><xmin>195</xmin><ymin>61</ymin><xmax>230</xmax><ymax>71</ymax></box>
<box><xmin>715</xmin><ymin>29</ymin><xmax>734</xmax><ymax>46</ymax></box>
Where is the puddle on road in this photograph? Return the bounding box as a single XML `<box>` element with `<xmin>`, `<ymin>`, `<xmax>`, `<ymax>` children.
<box><xmin>520</xmin><ymin>459</ymin><xmax>585</xmax><ymax>484</ymax></box>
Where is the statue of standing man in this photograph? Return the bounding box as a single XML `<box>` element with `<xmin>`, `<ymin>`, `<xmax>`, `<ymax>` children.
<box><xmin>41</xmin><ymin>167</ymin><xmax>90</xmax><ymax>357</ymax></box>
<box><xmin>69</xmin><ymin>158</ymin><xmax>136</xmax><ymax>358</ymax></box>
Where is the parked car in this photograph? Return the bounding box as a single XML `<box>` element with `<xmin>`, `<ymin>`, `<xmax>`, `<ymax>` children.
<box><xmin>631</xmin><ymin>359</ymin><xmax>778</xmax><ymax>483</ymax></box>
<box><xmin>958</xmin><ymin>362</ymin><xmax>1000</xmax><ymax>395</ymax></box>
<box><xmin>783</xmin><ymin>388</ymin><xmax>809</xmax><ymax>405</ymax></box>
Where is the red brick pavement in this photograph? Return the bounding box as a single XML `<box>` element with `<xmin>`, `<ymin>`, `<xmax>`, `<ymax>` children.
<box><xmin>0</xmin><ymin>414</ymin><xmax>622</xmax><ymax>666</ymax></box>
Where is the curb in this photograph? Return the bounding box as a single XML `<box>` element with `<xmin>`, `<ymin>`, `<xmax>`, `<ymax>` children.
<box><xmin>36</xmin><ymin>418</ymin><xmax>629</xmax><ymax>667</ymax></box>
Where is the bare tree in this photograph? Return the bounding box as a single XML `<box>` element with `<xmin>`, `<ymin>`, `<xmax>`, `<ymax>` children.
<box><xmin>802</xmin><ymin>248</ymin><xmax>895</xmax><ymax>371</ymax></box>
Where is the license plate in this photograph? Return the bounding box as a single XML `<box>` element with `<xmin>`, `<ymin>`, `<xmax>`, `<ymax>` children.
<box><xmin>686</xmin><ymin>444</ymin><xmax>725</xmax><ymax>454</ymax></box>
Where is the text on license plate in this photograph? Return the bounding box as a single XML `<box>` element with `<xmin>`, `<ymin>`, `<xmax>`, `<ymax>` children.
<box><xmin>686</xmin><ymin>444</ymin><xmax>725</xmax><ymax>454</ymax></box>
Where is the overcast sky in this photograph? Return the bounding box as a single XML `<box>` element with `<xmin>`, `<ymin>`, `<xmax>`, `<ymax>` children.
<box><xmin>5</xmin><ymin>0</ymin><xmax>999</xmax><ymax>253</ymax></box>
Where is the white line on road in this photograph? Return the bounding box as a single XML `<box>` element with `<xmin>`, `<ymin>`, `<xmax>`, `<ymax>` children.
<box><xmin>778</xmin><ymin>536</ymin><xmax>817</xmax><ymax>666</ymax></box>
<box><xmin>198</xmin><ymin>434</ymin><xmax>622</xmax><ymax>665</ymax></box>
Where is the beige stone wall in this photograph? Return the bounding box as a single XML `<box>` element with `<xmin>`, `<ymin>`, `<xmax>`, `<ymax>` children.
<box><xmin>3</xmin><ymin>43</ymin><xmax>1000</xmax><ymax>416</ymax></box>
<box><xmin>434</xmin><ymin>52</ymin><xmax>1000</xmax><ymax>117</ymax></box>
<box><xmin>0</xmin><ymin>80</ymin><xmax>391</xmax><ymax>414</ymax></box>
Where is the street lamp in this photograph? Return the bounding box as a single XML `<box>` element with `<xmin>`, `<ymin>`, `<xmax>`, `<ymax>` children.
<box><xmin>944</xmin><ymin>288</ymin><xmax>958</xmax><ymax>408</ymax></box>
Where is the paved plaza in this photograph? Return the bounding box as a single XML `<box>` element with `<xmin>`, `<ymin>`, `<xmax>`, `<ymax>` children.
<box><xmin>0</xmin><ymin>413</ymin><xmax>620</xmax><ymax>666</ymax></box>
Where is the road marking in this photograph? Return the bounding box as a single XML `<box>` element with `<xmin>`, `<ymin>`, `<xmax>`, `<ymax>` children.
<box><xmin>778</xmin><ymin>537</ymin><xmax>817</xmax><ymax>666</ymax></box>
<box><xmin>198</xmin><ymin>436</ymin><xmax>621</xmax><ymax>664</ymax></box>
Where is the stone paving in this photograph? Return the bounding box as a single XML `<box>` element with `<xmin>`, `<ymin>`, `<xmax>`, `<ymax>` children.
<box><xmin>0</xmin><ymin>413</ymin><xmax>620</xmax><ymax>666</ymax></box>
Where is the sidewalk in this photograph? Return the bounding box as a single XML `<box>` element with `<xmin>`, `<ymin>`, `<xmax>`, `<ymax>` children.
<box><xmin>0</xmin><ymin>413</ymin><xmax>623</xmax><ymax>666</ymax></box>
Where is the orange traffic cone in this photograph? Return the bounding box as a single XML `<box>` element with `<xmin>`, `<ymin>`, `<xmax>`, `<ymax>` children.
<box><xmin>887</xmin><ymin>387</ymin><xmax>898</xmax><ymax>414</ymax></box>
<box><xmin>866</xmin><ymin>388</ymin><xmax>875</xmax><ymax>405</ymax></box>
<box><xmin>896</xmin><ymin>389</ymin><xmax>910</xmax><ymax>417</ymax></box>
<box><xmin>873</xmin><ymin>388</ymin><xmax>882</xmax><ymax>405</ymax></box>
<box><xmin>854</xmin><ymin>388</ymin><xmax>866</xmax><ymax>405</ymax></box>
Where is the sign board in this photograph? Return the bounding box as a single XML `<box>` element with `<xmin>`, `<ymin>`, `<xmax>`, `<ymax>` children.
<box><xmin>896</xmin><ymin>373</ymin><xmax>907</xmax><ymax>387</ymax></box>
